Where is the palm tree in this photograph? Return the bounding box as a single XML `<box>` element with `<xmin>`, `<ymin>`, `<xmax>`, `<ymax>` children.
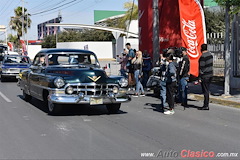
<box><xmin>118</xmin><ymin>1</ymin><xmax>138</xmax><ymax>29</ymax></box>
<box><xmin>9</xmin><ymin>6</ymin><xmax>31</xmax><ymax>40</ymax></box>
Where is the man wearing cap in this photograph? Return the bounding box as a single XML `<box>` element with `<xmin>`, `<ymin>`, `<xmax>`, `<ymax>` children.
<box><xmin>178</xmin><ymin>47</ymin><xmax>190</xmax><ymax>107</ymax></box>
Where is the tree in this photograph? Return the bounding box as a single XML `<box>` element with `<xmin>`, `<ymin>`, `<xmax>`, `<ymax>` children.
<box><xmin>118</xmin><ymin>1</ymin><xmax>138</xmax><ymax>29</ymax></box>
<box><xmin>9</xmin><ymin>6</ymin><xmax>31</xmax><ymax>40</ymax></box>
<box><xmin>42</xmin><ymin>35</ymin><xmax>56</xmax><ymax>48</ymax></box>
<box><xmin>214</xmin><ymin>0</ymin><xmax>240</xmax><ymax>13</ymax></box>
<box><xmin>204</xmin><ymin>8</ymin><xmax>225</xmax><ymax>33</ymax></box>
<box><xmin>8</xmin><ymin>34</ymin><xmax>20</xmax><ymax>49</ymax></box>
<box><xmin>213</xmin><ymin>0</ymin><xmax>240</xmax><ymax>95</ymax></box>
<box><xmin>204</xmin><ymin>8</ymin><xmax>225</xmax><ymax>44</ymax></box>
<box><xmin>42</xmin><ymin>30</ymin><xmax>114</xmax><ymax>48</ymax></box>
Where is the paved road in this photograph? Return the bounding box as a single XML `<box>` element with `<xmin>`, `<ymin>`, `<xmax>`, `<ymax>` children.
<box><xmin>0</xmin><ymin>80</ymin><xmax>239</xmax><ymax>159</ymax></box>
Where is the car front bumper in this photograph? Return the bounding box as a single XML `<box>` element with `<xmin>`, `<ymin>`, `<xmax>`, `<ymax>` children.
<box><xmin>1</xmin><ymin>73</ymin><xmax>20</xmax><ymax>78</ymax></box>
<box><xmin>48</xmin><ymin>93</ymin><xmax>131</xmax><ymax>105</ymax></box>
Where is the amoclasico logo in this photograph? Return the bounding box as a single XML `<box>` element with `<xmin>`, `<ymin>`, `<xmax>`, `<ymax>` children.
<box><xmin>182</xmin><ymin>18</ymin><xmax>200</xmax><ymax>58</ymax></box>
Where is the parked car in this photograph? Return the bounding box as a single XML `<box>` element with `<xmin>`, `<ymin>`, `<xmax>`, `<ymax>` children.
<box><xmin>18</xmin><ymin>49</ymin><xmax>130</xmax><ymax>115</ymax></box>
<box><xmin>0</xmin><ymin>54</ymin><xmax>31</xmax><ymax>82</ymax></box>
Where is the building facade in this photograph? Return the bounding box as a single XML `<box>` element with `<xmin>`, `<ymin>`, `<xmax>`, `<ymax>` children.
<box><xmin>37</xmin><ymin>14</ymin><xmax>62</xmax><ymax>40</ymax></box>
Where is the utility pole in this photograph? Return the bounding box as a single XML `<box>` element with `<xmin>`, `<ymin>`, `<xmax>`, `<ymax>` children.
<box><xmin>224</xmin><ymin>1</ymin><xmax>230</xmax><ymax>95</ymax></box>
<box><xmin>153</xmin><ymin>0</ymin><xmax>159</xmax><ymax>65</ymax></box>
<box><xmin>26</xmin><ymin>13</ymin><xmax>28</xmax><ymax>52</ymax></box>
<box><xmin>21</xmin><ymin>0</ymin><xmax>25</xmax><ymax>41</ymax></box>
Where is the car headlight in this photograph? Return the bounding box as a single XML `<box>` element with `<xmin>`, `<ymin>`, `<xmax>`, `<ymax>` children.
<box><xmin>112</xmin><ymin>86</ymin><xmax>119</xmax><ymax>94</ymax></box>
<box><xmin>2</xmin><ymin>68</ymin><xmax>9</xmax><ymax>72</ymax></box>
<box><xmin>54</xmin><ymin>77</ymin><xmax>65</xmax><ymax>88</ymax></box>
<box><xmin>66</xmin><ymin>86</ymin><xmax>74</xmax><ymax>94</ymax></box>
<box><xmin>119</xmin><ymin>77</ymin><xmax>128</xmax><ymax>87</ymax></box>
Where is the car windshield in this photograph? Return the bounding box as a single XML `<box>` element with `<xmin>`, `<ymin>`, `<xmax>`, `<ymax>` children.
<box><xmin>3</xmin><ymin>56</ymin><xmax>30</xmax><ymax>64</ymax></box>
<box><xmin>47</xmin><ymin>53</ymin><xmax>98</xmax><ymax>66</ymax></box>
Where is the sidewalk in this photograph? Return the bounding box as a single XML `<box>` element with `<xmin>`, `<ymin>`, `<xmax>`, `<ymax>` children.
<box><xmin>188</xmin><ymin>80</ymin><xmax>240</xmax><ymax>108</ymax></box>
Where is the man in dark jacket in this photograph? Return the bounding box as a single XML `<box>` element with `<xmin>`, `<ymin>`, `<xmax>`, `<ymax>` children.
<box><xmin>142</xmin><ymin>50</ymin><xmax>152</xmax><ymax>88</ymax></box>
<box><xmin>178</xmin><ymin>47</ymin><xmax>190</xmax><ymax>107</ymax></box>
<box><xmin>198</xmin><ymin>44</ymin><xmax>213</xmax><ymax>110</ymax></box>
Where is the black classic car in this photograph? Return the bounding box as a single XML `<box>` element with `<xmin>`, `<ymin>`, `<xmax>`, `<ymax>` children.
<box><xmin>18</xmin><ymin>49</ymin><xmax>130</xmax><ymax>115</ymax></box>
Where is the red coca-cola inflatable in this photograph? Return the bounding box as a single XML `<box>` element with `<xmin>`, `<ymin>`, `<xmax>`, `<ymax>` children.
<box><xmin>138</xmin><ymin>0</ymin><xmax>205</xmax><ymax>76</ymax></box>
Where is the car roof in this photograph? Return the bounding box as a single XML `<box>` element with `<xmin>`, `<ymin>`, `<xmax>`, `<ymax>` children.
<box><xmin>38</xmin><ymin>48</ymin><xmax>95</xmax><ymax>55</ymax></box>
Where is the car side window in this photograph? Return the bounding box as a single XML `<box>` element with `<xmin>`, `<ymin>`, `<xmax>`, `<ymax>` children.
<box><xmin>33</xmin><ymin>54</ymin><xmax>46</xmax><ymax>66</ymax></box>
<box><xmin>33</xmin><ymin>55</ymin><xmax>40</xmax><ymax>66</ymax></box>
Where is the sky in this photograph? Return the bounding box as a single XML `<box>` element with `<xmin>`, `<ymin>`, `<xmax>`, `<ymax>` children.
<box><xmin>0</xmin><ymin>0</ymin><xmax>131</xmax><ymax>41</ymax></box>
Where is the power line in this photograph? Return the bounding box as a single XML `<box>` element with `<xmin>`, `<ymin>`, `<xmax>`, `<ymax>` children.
<box><xmin>28</xmin><ymin>0</ymin><xmax>58</xmax><ymax>11</ymax></box>
<box><xmin>32</xmin><ymin>0</ymin><xmax>85</xmax><ymax>17</ymax></box>
<box><xmin>31</xmin><ymin>0</ymin><xmax>80</xmax><ymax>16</ymax></box>
<box><xmin>0</xmin><ymin>0</ymin><xmax>21</xmax><ymax>21</ymax></box>
<box><xmin>63</xmin><ymin>0</ymin><xmax>103</xmax><ymax>19</ymax></box>
<box><xmin>0</xmin><ymin>0</ymin><xmax>17</xmax><ymax>17</ymax></box>
<box><xmin>29</xmin><ymin>0</ymin><xmax>67</xmax><ymax>13</ymax></box>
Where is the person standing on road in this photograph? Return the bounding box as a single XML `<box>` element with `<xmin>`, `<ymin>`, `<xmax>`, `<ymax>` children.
<box><xmin>198</xmin><ymin>44</ymin><xmax>213</xmax><ymax>110</ymax></box>
<box><xmin>132</xmin><ymin>51</ymin><xmax>145</xmax><ymax>97</ymax></box>
<box><xmin>164</xmin><ymin>54</ymin><xmax>177</xmax><ymax>115</ymax></box>
<box><xmin>126</xmin><ymin>43</ymin><xmax>136</xmax><ymax>91</ymax></box>
<box><xmin>119</xmin><ymin>52</ymin><xmax>128</xmax><ymax>78</ymax></box>
<box><xmin>178</xmin><ymin>47</ymin><xmax>190</xmax><ymax>107</ymax></box>
<box><xmin>159</xmin><ymin>53</ymin><xmax>168</xmax><ymax>109</ymax></box>
<box><xmin>142</xmin><ymin>50</ymin><xmax>152</xmax><ymax>89</ymax></box>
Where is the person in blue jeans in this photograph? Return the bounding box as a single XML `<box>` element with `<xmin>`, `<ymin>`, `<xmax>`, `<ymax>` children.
<box><xmin>132</xmin><ymin>50</ymin><xmax>145</xmax><ymax>97</ymax></box>
<box><xmin>142</xmin><ymin>50</ymin><xmax>152</xmax><ymax>88</ymax></box>
<box><xmin>159</xmin><ymin>54</ymin><xmax>168</xmax><ymax>108</ymax></box>
<box><xmin>164</xmin><ymin>54</ymin><xmax>177</xmax><ymax>115</ymax></box>
<box><xmin>178</xmin><ymin>47</ymin><xmax>190</xmax><ymax>107</ymax></box>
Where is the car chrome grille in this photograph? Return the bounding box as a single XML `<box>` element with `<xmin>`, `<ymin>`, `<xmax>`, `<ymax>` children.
<box><xmin>9</xmin><ymin>68</ymin><xmax>20</xmax><ymax>73</ymax></box>
<box><xmin>68</xmin><ymin>84</ymin><xmax>116</xmax><ymax>96</ymax></box>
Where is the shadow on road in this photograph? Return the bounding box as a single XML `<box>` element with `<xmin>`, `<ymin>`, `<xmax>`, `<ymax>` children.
<box><xmin>18</xmin><ymin>95</ymin><xmax>127</xmax><ymax>116</ymax></box>
<box><xmin>144</xmin><ymin>103</ymin><xmax>163</xmax><ymax>113</ymax></box>
<box><xmin>0</xmin><ymin>78</ymin><xmax>18</xmax><ymax>83</ymax></box>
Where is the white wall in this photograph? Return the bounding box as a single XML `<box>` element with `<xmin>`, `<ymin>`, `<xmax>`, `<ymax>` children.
<box><xmin>57</xmin><ymin>42</ymin><xmax>113</xmax><ymax>59</ymax></box>
<box><xmin>123</xmin><ymin>37</ymin><xmax>139</xmax><ymax>51</ymax></box>
<box><xmin>27</xmin><ymin>45</ymin><xmax>42</xmax><ymax>60</ymax></box>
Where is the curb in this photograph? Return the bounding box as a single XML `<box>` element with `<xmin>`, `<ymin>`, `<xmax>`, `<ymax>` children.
<box><xmin>188</xmin><ymin>94</ymin><xmax>240</xmax><ymax>109</ymax></box>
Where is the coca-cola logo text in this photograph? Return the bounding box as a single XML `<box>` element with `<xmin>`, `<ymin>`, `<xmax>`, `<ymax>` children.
<box><xmin>182</xmin><ymin>19</ymin><xmax>199</xmax><ymax>58</ymax></box>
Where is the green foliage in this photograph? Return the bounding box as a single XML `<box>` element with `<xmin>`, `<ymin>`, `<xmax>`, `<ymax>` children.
<box><xmin>9</xmin><ymin>6</ymin><xmax>31</xmax><ymax>40</ymax></box>
<box><xmin>42</xmin><ymin>30</ymin><xmax>114</xmax><ymax>48</ymax></box>
<box><xmin>214</xmin><ymin>0</ymin><xmax>240</xmax><ymax>13</ymax></box>
<box><xmin>204</xmin><ymin>8</ymin><xmax>225</xmax><ymax>33</ymax></box>
<box><xmin>80</xmin><ymin>30</ymin><xmax>113</xmax><ymax>41</ymax></box>
<box><xmin>8</xmin><ymin>34</ymin><xmax>20</xmax><ymax>49</ymax></box>
<box><xmin>118</xmin><ymin>1</ymin><xmax>138</xmax><ymax>29</ymax></box>
<box><xmin>42</xmin><ymin>35</ymin><xmax>56</xmax><ymax>48</ymax></box>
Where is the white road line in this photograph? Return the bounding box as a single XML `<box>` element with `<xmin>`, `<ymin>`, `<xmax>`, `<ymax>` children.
<box><xmin>0</xmin><ymin>91</ymin><xmax>12</xmax><ymax>102</ymax></box>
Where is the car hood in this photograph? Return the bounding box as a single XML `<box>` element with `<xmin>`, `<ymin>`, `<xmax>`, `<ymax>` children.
<box><xmin>2</xmin><ymin>63</ymin><xmax>30</xmax><ymax>68</ymax></box>
<box><xmin>46</xmin><ymin>68</ymin><xmax>115</xmax><ymax>84</ymax></box>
